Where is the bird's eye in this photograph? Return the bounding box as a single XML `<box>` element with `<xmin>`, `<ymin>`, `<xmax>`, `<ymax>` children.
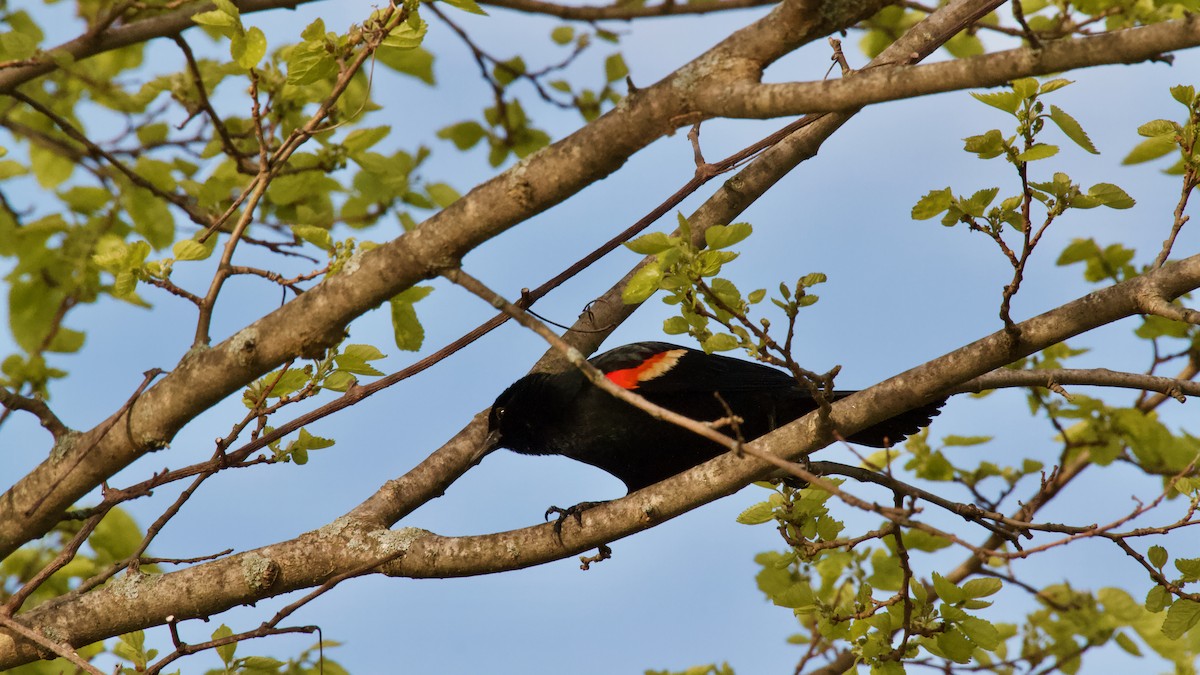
<box><xmin>492</xmin><ymin>406</ymin><xmax>505</xmax><ymax>422</ymax></box>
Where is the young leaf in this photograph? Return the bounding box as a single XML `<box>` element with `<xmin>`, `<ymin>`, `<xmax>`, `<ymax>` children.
<box><xmin>441</xmin><ymin>0</ymin><xmax>488</xmax><ymax>15</ymax></box>
<box><xmin>704</xmin><ymin>222</ymin><xmax>752</xmax><ymax>250</ymax></box>
<box><xmin>1048</xmin><ymin>105</ymin><xmax>1098</xmax><ymax>154</ymax></box>
<box><xmin>1015</xmin><ymin>143</ymin><xmax>1058</xmax><ymax>162</ymax></box>
<box><xmin>932</xmin><ymin>572</ymin><xmax>964</xmax><ymax>604</ymax></box>
<box><xmin>625</xmin><ymin>231</ymin><xmax>675</xmax><ymax>255</ymax></box>
<box><xmin>1162</xmin><ymin>598</ymin><xmax>1200</xmax><ymax>639</ymax></box>
<box><xmin>389</xmin><ymin>285</ymin><xmax>434</xmax><ymax>351</ymax></box>
<box><xmin>970</xmin><ymin>91</ymin><xmax>1020</xmax><ymax>114</ymax></box>
<box><xmin>622</xmin><ymin>262</ymin><xmax>662</xmax><ymax>304</ymax></box>
<box><xmin>736</xmin><ymin>501</ymin><xmax>775</xmax><ymax>525</ymax></box>
<box><xmin>1137</xmin><ymin>119</ymin><xmax>1180</xmax><ymax>137</ymax></box>
<box><xmin>604</xmin><ymin>53</ymin><xmax>629</xmax><ymax>82</ymax></box>
<box><xmin>912</xmin><ymin>187</ymin><xmax>952</xmax><ymax>220</ymax></box>
<box><xmin>1122</xmin><ymin>135</ymin><xmax>1176</xmax><ymax>165</ymax></box>
<box><xmin>1087</xmin><ymin>183</ymin><xmax>1135</xmax><ymax>209</ymax></box>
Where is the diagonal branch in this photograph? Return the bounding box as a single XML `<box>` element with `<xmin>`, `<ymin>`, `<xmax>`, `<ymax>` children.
<box><xmin>695</xmin><ymin>15</ymin><xmax>1200</xmax><ymax>118</ymax></box>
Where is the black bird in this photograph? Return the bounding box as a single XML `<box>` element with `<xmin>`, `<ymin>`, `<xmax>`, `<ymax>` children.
<box><xmin>488</xmin><ymin>342</ymin><xmax>944</xmax><ymax>492</ymax></box>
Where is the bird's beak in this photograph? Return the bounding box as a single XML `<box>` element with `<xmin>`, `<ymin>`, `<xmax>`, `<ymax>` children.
<box><xmin>484</xmin><ymin>427</ymin><xmax>502</xmax><ymax>452</ymax></box>
<box><xmin>467</xmin><ymin>427</ymin><xmax>502</xmax><ymax>468</ymax></box>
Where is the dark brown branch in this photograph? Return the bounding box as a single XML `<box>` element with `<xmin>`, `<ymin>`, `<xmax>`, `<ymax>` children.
<box><xmin>0</xmin><ymin>387</ymin><xmax>70</xmax><ymax>439</ymax></box>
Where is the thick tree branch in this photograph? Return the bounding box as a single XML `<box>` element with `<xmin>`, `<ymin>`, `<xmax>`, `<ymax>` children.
<box><xmin>696</xmin><ymin>15</ymin><xmax>1200</xmax><ymax>117</ymax></box>
<box><xmin>481</xmin><ymin>0</ymin><xmax>780</xmax><ymax>21</ymax></box>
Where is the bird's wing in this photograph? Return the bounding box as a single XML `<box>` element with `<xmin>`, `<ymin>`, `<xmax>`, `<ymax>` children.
<box><xmin>590</xmin><ymin>342</ymin><xmax>798</xmax><ymax>393</ymax></box>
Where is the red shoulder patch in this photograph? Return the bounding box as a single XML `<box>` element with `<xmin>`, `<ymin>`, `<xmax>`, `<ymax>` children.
<box><xmin>604</xmin><ymin>349</ymin><xmax>686</xmax><ymax>389</ymax></box>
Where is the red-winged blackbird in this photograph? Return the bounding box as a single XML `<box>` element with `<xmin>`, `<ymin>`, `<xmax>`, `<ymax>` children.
<box><xmin>488</xmin><ymin>341</ymin><xmax>945</xmax><ymax>492</ymax></box>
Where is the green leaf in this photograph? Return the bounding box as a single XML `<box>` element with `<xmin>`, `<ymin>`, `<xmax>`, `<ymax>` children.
<box><xmin>1175</xmin><ymin>557</ymin><xmax>1200</xmax><ymax>582</ymax></box>
<box><xmin>437</xmin><ymin>121</ymin><xmax>487</xmax><ymax>151</ymax></box>
<box><xmin>29</xmin><ymin>145</ymin><xmax>74</xmax><ymax>188</ymax></box>
<box><xmin>213</xmin><ymin>624</ymin><xmax>235</xmax><ymax>664</ymax></box>
<box><xmin>323</xmin><ymin>371</ymin><xmax>356</xmax><ymax>391</ymax></box>
<box><xmin>944</xmin><ymin>32</ymin><xmax>983</xmax><ymax>59</ymax></box>
<box><xmin>550</xmin><ymin>26</ymin><xmax>574</xmax><ymax>45</ymax></box>
<box><xmin>192</xmin><ymin>10</ymin><xmax>237</xmax><ymax>29</ymax></box>
<box><xmin>493</xmin><ymin>56</ymin><xmax>526</xmax><ymax>86</ymax></box>
<box><xmin>962</xmin><ymin>187</ymin><xmax>999</xmax><ymax>216</ymax></box>
<box><xmin>960</xmin><ymin>616</ymin><xmax>1000</xmax><ymax>650</ymax></box>
<box><xmin>942</xmin><ymin>434</ymin><xmax>992</xmax><ymax>447</ymax></box>
<box><xmin>1015</xmin><ymin>143</ymin><xmax>1058</xmax><ymax>162</ymax></box>
<box><xmin>389</xmin><ymin>285</ymin><xmax>434</xmax><ymax>351</ymax></box>
<box><xmin>932</xmin><ymin>572</ymin><xmax>964</xmax><ymax>604</ymax></box>
<box><xmin>1149</xmin><ymin>545</ymin><xmax>1168</xmax><ymax>569</ymax></box>
<box><xmin>622</xmin><ymin>262</ymin><xmax>662</xmax><ymax>304</ymax></box>
<box><xmin>1088</xmin><ymin>183</ymin><xmax>1135</xmax><ymax>209</ymax></box>
<box><xmin>970</xmin><ymin>91</ymin><xmax>1021</xmax><ymax>114</ymax></box>
<box><xmin>286</xmin><ymin>40</ymin><xmax>336</xmax><ymax>85</ymax></box>
<box><xmin>704</xmin><ymin>222</ymin><xmax>752</xmax><ymax>250</ymax></box>
<box><xmin>1056</xmin><ymin>238</ymin><xmax>1099</xmax><ymax>266</ymax></box>
<box><xmin>912</xmin><ymin>188</ymin><xmax>952</xmax><ymax>220</ymax></box>
<box><xmin>663</xmin><ymin>316</ymin><xmax>689</xmax><ymax>335</ymax></box>
<box><xmin>291</xmin><ymin>225</ymin><xmax>332</xmax><ymax>251</ymax></box>
<box><xmin>736</xmin><ymin>501</ymin><xmax>775</xmax><ymax>525</ymax></box>
<box><xmin>1011</xmin><ymin>77</ymin><xmax>1039</xmax><ymax>99</ymax></box>
<box><xmin>1114</xmin><ymin>631</ymin><xmax>1142</xmax><ymax>657</ymax></box>
<box><xmin>172</xmin><ymin>237</ymin><xmax>215</xmax><ymax>261</ymax></box>
<box><xmin>625</xmin><ymin>232</ymin><xmax>675</xmax><ymax>255</ymax></box>
<box><xmin>441</xmin><ymin>0</ymin><xmax>488</xmax><ymax>14</ymax></box>
<box><xmin>604</xmin><ymin>53</ymin><xmax>629</xmax><ymax>82</ymax></box>
<box><xmin>344</xmin><ymin>126</ymin><xmax>391</xmax><ymax>153</ymax></box>
<box><xmin>1138</xmin><ymin>119</ymin><xmax>1180</xmax><ymax>137</ymax></box>
<box><xmin>1123</xmin><ymin>136</ymin><xmax>1176</xmax><ymax>165</ymax></box>
<box><xmin>936</xmin><ymin>627</ymin><xmax>975</xmax><ymax>663</ymax></box>
<box><xmin>377</xmin><ymin>44</ymin><xmax>435</xmax><ymax>84</ymax></box>
<box><xmin>1170</xmin><ymin>85</ymin><xmax>1196</xmax><ymax>106</ymax></box>
<box><xmin>1036</xmin><ymin>78</ymin><xmax>1071</xmax><ymax>94</ymax></box>
<box><xmin>383</xmin><ymin>20</ymin><xmax>428</xmax><ymax>49</ymax></box>
<box><xmin>47</xmin><ymin>327</ymin><xmax>85</xmax><ymax>353</ymax></box>
<box><xmin>1048</xmin><ymin>105</ymin><xmax>1098</xmax><ymax>154</ymax></box>
<box><xmin>963</xmin><ymin>129</ymin><xmax>1006</xmax><ymax>159</ymax></box>
<box><xmin>426</xmin><ymin>182</ymin><xmax>460</xmax><ymax>208</ymax></box>
<box><xmin>703</xmin><ymin>333</ymin><xmax>738</xmax><ymax>353</ymax></box>
<box><xmin>961</xmin><ymin>577</ymin><xmax>1003</xmax><ymax>599</ymax></box>
<box><xmin>232</xmin><ymin>25</ymin><xmax>267</xmax><ymax>69</ymax></box>
<box><xmin>1162</xmin><ymin>598</ymin><xmax>1200</xmax><ymax>639</ymax></box>
<box><xmin>1146</xmin><ymin>584</ymin><xmax>1171</xmax><ymax>613</ymax></box>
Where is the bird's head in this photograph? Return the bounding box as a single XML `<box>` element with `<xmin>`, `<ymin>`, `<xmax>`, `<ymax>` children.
<box><xmin>485</xmin><ymin>371</ymin><xmax>578</xmax><ymax>457</ymax></box>
<box><xmin>485</xmin><ymin>372</ymin><xmax>545</xmax><ymax>455</ymax></box>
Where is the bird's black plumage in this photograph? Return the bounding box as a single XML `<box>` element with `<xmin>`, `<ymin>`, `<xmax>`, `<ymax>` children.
<box><xmin>488</xmin><ymin>342</ymin><xmax>944</xmax><ymax>492</ymax></box>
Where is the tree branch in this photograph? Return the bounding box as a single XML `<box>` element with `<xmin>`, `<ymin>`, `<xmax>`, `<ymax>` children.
<box><xmin>958</xmin><ymin>367</ymin><xmax>1200</xmax><ymax>401</ymax></box>
<box><xmin>0</xmin><ymin>387</ymin><xmax>70</xmax><ymax>440</ymax></box>
<box><xmin>695</xmin><ymin>15</ymin><xmax>1200</xmax><ymax>118</ymax></box>
<box><xmin>481</xmin><ymin>0</ymin><xmax>780</xmax><ymax>21</ymax></box>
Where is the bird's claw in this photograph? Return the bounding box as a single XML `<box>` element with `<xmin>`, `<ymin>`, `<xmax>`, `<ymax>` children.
<box><xmin>545</xmin><ymin>500</ymin><xmax>607</xmax><ymax>539</ymax></box>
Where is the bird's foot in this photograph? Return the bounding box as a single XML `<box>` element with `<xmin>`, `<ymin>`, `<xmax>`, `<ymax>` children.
<box><xmin>545</xmin><ymin>500</ymin><xmax>608</xmax><ymax>539</ymax></box>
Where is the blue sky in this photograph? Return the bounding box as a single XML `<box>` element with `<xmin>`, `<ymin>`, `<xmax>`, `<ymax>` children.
<box><xmin>3</xmin><ymin>1</ymin><xmax>1199</xmax><ymax>673</ymax></box>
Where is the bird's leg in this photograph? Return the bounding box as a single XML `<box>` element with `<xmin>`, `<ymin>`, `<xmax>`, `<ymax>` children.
<box><xmin>545</xmin><ymin>500</ymin><xmax>609</xmax><ymax>539</ymax></box>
